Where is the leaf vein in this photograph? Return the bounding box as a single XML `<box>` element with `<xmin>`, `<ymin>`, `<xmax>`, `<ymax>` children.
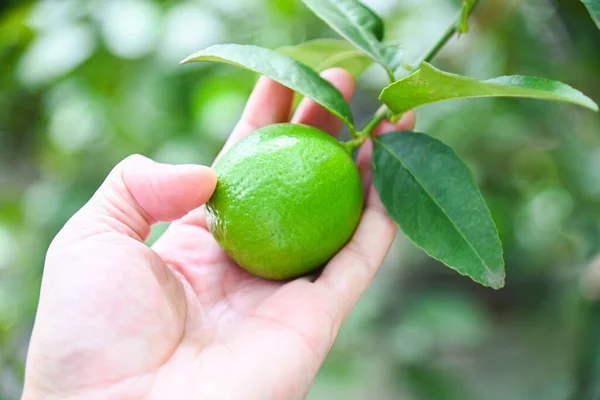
<box><xmin>376</xmin><ymin>138</ymin><xmax>493</xmax><ymax>275</ymax></box>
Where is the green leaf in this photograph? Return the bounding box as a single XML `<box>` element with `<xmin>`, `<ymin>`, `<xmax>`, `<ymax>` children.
<box><xmin>278</xmin><ymin>39</ymin><xmax>374</xmax><ymax>77</ymax></box>
<box><xmin>300</xmin><ymin>0</ymin><xmax>402</xmax><ymax>76</ymax></box>
<box><xmin>181</xmin><ymin>44</ymin><xmax>354</xmax><ymax>128</ymax></box>
<box><xmin>304</xmin><ymin>0</ymin><xmax>385</xmax><ymax>40</ymax></box>
<box><xmin>380</xmin><ymin>63</ymin><xmax>599</xmax><ymax>114</ymax></box>
<box><xmin>582</xmin><ymin>0</ymin><xmax>600</xmax><ymax>29</ymax></box>
<box><xmin>372</xmin><ymin>131</ymin><xmax>505</xmax><ymax>289</ymax></box>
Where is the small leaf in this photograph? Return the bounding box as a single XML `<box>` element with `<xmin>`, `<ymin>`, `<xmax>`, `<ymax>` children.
<box><xmin>300</xmin><ymin>0</ymin><xmax>402</xmax><ymax>74</ymax></box>
<box><xmin>182</xmin><ymin>44</ymin><xmax>354</xmax><ymax>127</ymax></box>
<box><xmin>372</xmin><ymin>131</ymin><xmax>505</xmax><ymax>289</ymax></box>
<box><xmin>582</xmin><ymin>0</ymin><xmax>600</xmax><ymax>29</ymax></box>
<box><xmin>278</xmin><ymin>39</ymin><xmax>373</xmax><ymax>77</ymax></box>
<box><xmin>380</xmin><ymin>63</ymin><xmax>599</xmax><ymax>114</ymax></box>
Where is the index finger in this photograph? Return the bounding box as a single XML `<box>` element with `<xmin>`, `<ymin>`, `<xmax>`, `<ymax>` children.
<box><xmin>164</xmin><ymin>77</ymin><xmax>294</xmax><ymax>229</ymax></box>
<box><xmin>214</xmin><ymin>76</ymin><xmax>295</xmax><ymax>163</ymax></box>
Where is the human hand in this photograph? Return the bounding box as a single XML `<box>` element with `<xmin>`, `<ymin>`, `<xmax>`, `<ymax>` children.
<box><xmin>23</xmin><ymin>68</ymin><xmax>415</xmax><ymax>400</ymax></box>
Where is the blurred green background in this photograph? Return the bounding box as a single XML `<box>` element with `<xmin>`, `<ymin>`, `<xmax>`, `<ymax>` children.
<box><xmin>1</xmin><ymin>0</ymin><xmax>600</xmax><ymax>398</ymax></box>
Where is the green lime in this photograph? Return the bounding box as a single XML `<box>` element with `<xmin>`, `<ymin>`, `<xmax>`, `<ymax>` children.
<box><xmin>206</xmin><ymin>123</ymin><xmax>363</xmax><ymax>280</ymax></box>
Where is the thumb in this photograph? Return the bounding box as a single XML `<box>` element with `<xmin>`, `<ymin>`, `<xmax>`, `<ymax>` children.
<box><xmin>60</xmin><ymin>154</ymin><xmax>217</xmax><ymax>243</ymax></box>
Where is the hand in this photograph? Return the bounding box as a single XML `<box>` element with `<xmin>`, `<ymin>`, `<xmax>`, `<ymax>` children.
<box><xmin>23</xmin><ymin>69</ymin><xmax>415</xmax><ymax>400</ymax></box>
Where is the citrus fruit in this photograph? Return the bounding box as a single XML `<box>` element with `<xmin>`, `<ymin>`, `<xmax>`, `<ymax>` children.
<box><xmin>206</xmin><ymin>123</ymin><xmax>363</xmax><ymax>280</ymax></box>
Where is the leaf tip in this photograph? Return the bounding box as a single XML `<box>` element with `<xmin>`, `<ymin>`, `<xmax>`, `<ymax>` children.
<box><xmin>576</xmin><ymin>91</ymin><xmax>599</xmax><ymax>112</ymax></box>
<box><xmin>180</xmin><ymin>47</ymin><xmax>211</xmax><ymax>64</ymax></box>
<box><xmin>179</xmin><ymin>55</ymin><xmax>193</xmax><ymax>65</ymax></box>
<box><xmin>486</xmin><ymin>269</ymin><xmax>506</xmax><ymax>290</ymax></box>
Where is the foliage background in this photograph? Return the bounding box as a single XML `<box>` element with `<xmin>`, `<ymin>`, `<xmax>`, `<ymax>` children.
<box><xmin>1</xmin><ymin>0</ymin><xmax>599</xmax><ymax>398</ymax></box>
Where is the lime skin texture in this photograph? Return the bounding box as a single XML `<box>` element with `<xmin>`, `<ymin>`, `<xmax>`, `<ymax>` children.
<box><xmin>205</xmin><ymin>123</ymin><xmax>364</xmax><ymax>280</ymax></box>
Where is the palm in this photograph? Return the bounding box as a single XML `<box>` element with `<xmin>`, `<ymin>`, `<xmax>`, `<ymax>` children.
<box><xmin>157</xmin><ymin>218</ymin><xmax>285</xmax><ymax>315</ymax></box>
<box><xmin>29</xmin><ymin>219</ymin><xmax>325</xmax><ymax>399</ymax></box>
<box><xmin>145</xmin><ymin>214</ymin><xmax>335</xmax><ymax>399</ymax></box>
<box><xmin>24</xmin><ymin>70</ymin><xmax>415</xmax><ymax>400</ymax></box>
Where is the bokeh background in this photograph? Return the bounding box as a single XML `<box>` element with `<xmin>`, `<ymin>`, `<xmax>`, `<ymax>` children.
<box><xmin>1</xmin><ymin>0</ymin><xmax>600</xmax><ymax>398</ymax></box>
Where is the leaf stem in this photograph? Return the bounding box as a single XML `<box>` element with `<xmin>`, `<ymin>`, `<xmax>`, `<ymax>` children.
<box><xmin>385</xmin><ymin>68</ymin><xmax>396</xmax><ymax>84</ymax></box>
<box><xmin>421</xmin><ymin>0</ymin><xmax>481</xmax><ymax>64</ymax></box>
<box><xmin>362</xmin><ymin>108</ymin><xmax>390</xmax><ymax>136</ymax></box>
<box><xmin>344</xmin><ymin>137</ymin><xmax>366</xmax><ymax>154</ymax></box>
<box><xmin>345</xmin><ymin>108</ymin><xmax>392</xmax><ymax>153</ymax></box>
<box><xmin>348</xmin><ymin>0</ymin><xmax>481</xmax><ymax>148</ymax></box>
<box><xmin>422</xmin><ymin>27</ymin><xmax>455</xmax><ymax>64</ymax></box>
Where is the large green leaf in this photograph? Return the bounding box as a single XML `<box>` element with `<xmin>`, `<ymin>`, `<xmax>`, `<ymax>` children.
<box><xmin>181</xmin><ymin>44</ymin><xmax>354</xmax><ymax>128</ymax></box>
<box><xmin>582</xmin><ymin>0</ymin><xmax>600</xmax><ymax>29</ymax></box>
<box><xmin>278</xmin><ymin>39</ymin><xmax>373</xmax><ymax>77</ymax></box>
<box><xmin>300</xmin><ymin>0</ymin><xmax>402</xmax><ymax>76</ymax></box>
<box><xmin>372</xmin><ymin>131</ymin><xmax>505</xmax><ymax>289</ymax></box>
<box><xmin>380</xmin><ymin>63</ymin><xmax>599</xmax><ymax>114</ymax></box>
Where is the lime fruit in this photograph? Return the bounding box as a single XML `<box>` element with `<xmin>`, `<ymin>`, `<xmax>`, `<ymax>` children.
<box><xmin>206</xmin><ymin>123</ymin><xmax>363</xmax><ymax>280</ymax></box>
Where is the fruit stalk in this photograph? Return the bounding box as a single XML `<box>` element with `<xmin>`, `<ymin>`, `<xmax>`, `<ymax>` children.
<box><xmin>362</xmin><ymin>107</ymin><xmax>391</xmax><ymax>136</ymax></box>
<box><xmin>345</xmin><ymin>108</ymin><xmax>391</xmax><ymax>153</ymax></box>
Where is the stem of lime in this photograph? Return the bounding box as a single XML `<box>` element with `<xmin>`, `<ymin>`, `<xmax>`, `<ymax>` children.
<box><xmin>362</xmin><ymin>109</ymin><xmax>390</xmax><ymax>136</ymax></box>
<box><xmin>345</xmin><ymin>108</ymin><xmax>391</xmax><ymax>154</ymax></box>
<box><xmin>350</xmin><ymin>0</ymin><xmax>482</xmax><ymax>147</ymax></box>
<box><xmin>385</xmin><ymin>68</ymin><xmax>396</xmax><ymax>85</ymax></box>
<box><xmin>343</xmin><ymin>137</ymin><xmax>366</xmax><ymax>154</ymax></box>
<box><xmin>421</xmin><ymin>0</ymin><xmax>481</xmax><ymax>64</ymax></box>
